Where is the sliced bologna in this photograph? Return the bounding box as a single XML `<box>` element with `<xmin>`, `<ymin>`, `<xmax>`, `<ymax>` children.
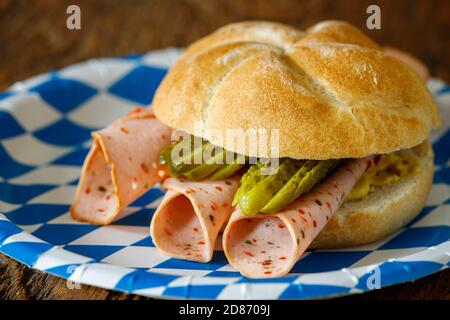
<box><xmin>150</xmin><ymin>177</ymin><xmax>240</xmax><ymax>262</ymax></box>
<box><xmin>223</xmin><ymin>156</ymin><xmax>376</xmax><ymax>278</ymax></box>
<box><xmin>71</xmin><ymin>108</ymin><xmax>172</xmax><ymax>225</ymax></box>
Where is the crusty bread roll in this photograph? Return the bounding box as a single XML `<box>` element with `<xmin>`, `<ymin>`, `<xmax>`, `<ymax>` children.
<box><xmin>384</xmin><ymin>46</ymin><xmax>430</xmax><ymax>82</ymax></box>
<box><xmin>311</xmin><ymin>140</ymin><xmax>434</xmax><ymax>248</ymax></box>
<box><xmin>153</xmin><ymin>20</ymin><xmax>440</xmax><ymax>160</ymax></box>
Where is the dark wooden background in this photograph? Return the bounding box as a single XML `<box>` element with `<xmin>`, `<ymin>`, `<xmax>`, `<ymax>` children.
<box><xmin>0</xmin><ymin>0</ymin><xmax>449</xmax><ymax>300</ymax></box>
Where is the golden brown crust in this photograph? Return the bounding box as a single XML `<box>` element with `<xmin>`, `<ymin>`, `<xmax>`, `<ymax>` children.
<box><xmin>153</xmin><ymin>20</ymin><xmax>440</xmax><ymax>159</ymax></box>
<box><xmin>310</xmin><ymin>141</ymin><xmax>434</xmax><ymax>248</ymax></box>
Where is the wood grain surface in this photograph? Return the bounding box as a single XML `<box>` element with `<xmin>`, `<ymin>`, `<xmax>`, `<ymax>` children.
<box><xmin>0</xmin><ymin>0</ymin><xmax>449</xmax><ymax>300</ymax></box>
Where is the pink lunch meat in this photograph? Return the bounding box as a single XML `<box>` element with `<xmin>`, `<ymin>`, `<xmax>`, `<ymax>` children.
<box><xmin>222</xmin><ymin>156</ymin><xmax>377</xmax><ymax>278</ymax></box>
<box><xmin>71</xmin><ymin>108</ymin><xmax>172</xmax><ymax>225</ymax></box>
<box><xmin>150</xmin><ymin>177</ymin><xmax>240</xmax><ymax>262</ymax></box>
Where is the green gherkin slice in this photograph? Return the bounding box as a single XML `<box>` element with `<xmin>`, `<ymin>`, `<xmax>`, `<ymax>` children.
<box><xmin>210</xmin><ymin>161</ymin><xmax>245</xmax><ymax>180</ymax></box>
<box><xmin>182</xmin><ymin>163</ymin><xmax>223</xmax><ymax>181</ymax></box>
<box><xmin>159</xmin><ymin>144</ymin><xmax>174</xmax><ymax>165</ymax></box>
<box><xmin>260</xmin><ymin>159</ymin><xmax>342</xmax><ymax>213</ymax></box>
<box><xmin>293</xmin><ymin>159</ymin><xmax>341</xmax><ymax>195</ymax></box>
<box><xmin>182</xmin><ymin>147</ymin><xmax>227</xmax><ymax>181</ymax></box>
<box><xmin>232</xmin><ymin>162</ymin><xmax>266</xmax><ymax>206</ymax></box>
<box><xmin>161</xmin><ymin>135</ymin><xmax>248</xmax><ymax>181</ymax></box>
<box><xmin>168</xmin><ymin>140</ymin><xmax>209</xmax><ymax>177</ymax></box>
<box><xmin>238</xmin><ymin>159</ymin><xmax>304</xmax><ymax>216</ymax></box>
<box><xmin>260</xmin><ymin>160</ymin><xmax>317</xmax><ymax>213</ymax></box>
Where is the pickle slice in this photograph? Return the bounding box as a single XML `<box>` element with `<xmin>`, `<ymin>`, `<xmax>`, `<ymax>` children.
<box><xmin>159</xmin><ymin>144</ymin><xmax>174</xmax><ymax>165</ymax></box>
<box><xmin>183</xmin><ymin>163</ymin><xmax>223</xmax><ymax>180</ymax></box>
<box><xmin>168</xmin><ymin>140</ymin><xmax>209</xmax><ymax>177</ymax></box>
<box><xmin>182</xmin><ymin>145</ymin><xmax>230</xmax><ymax>180</ymax></box>
<box><xmin>232</xmin><ymin>162</ymin><xmax>266</xmax><ymax>206</ymax></box>
<box><xmin>293</xmin><ymin>159</ymin><xmax>341</xmax><ymax>196</ymax></box>
<box><xmin>260</xmin><ymin>159</ymin><xmax>342</xmax><ymax>213</ymax></box>
<box><xmin>210</xmin><ymin>162</ymin><xmax>245</xmax><ymax>180</ymax></box>
<box><xmin>238</xmin><ymin>159</ymin><xmax>304</xmax><ymax>216</ymax></box>
<box><xmin>260</xmin><ymin>160</ymin><xmax>317</xmax><ymax>213</ymax></box>
<box><xmin>159</xmin><ymin>134</ymin><xmax>252</xmax><ymax>181</ymax></box>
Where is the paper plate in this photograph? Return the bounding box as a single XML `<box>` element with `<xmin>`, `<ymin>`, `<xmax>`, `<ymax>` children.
<box><xmin>0</xmin><ymin>48</ymin><xmax>449</xmax><ymax>299</ymax></box>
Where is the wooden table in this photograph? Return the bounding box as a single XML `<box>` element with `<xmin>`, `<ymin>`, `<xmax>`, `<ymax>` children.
<box><xmin>0</xmin><ymin>0</ymin><xmax>449</xmax><ymax>300</ymax></box>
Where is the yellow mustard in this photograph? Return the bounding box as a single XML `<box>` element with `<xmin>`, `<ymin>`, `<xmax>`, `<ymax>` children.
<box><xmin>347</xmin><ymin>153</ymin><xmax>420</xmax><ymax>201</ymax></box>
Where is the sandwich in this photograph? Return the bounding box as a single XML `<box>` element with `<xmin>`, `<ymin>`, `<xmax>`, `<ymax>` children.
<box><xmin>149</xmin><ymin>20</ymin><xmax>440</xmax><ymax>277</ymax></box>
<box><xmin>72</xmin><ymin>20</ymin><xmax>440</xmax><ymax>278</ymax></box>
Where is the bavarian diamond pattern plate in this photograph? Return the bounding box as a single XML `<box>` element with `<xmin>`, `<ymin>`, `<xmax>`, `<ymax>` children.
<box><xmin>0</xmin><ymin>48</ymin><xmax>449</xmax><ymax>300</ymax></box>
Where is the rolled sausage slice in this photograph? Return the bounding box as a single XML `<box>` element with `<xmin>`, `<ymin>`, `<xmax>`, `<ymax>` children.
<box><xmin>71</xmin><ymin>108</ymin><xmax>172</xmax><ymax>225</ymax></box>
<box><xmin>150</xmin><ymin>177</ymin><xmax>240</xmax><ymax>262</ymax></box>
<box><xmin>223</xmin><ymin>156</ymin><xmax>376</xmax><ymax>278</ymax></box>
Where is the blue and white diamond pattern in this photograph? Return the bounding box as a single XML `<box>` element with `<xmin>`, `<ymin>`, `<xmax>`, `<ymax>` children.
<box><xmin>0</xmin><ymin>48</ymin><xmax>449</xmax><ymax>299</ymax></box>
